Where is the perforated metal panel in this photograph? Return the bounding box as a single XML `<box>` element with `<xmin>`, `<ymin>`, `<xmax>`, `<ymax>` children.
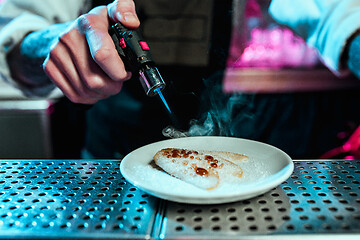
<box><xmin>0</xmin><ymin>160</ymin><xmax>359</xmax><ymax>240</ymax></box>
<box><xmin>0</xmin><ymin>160</ymin><xmax>159</xmax><ymax>239</ymax></box>
<box><xmin>161</xmin><ymin>160</ymin><xmax>360</xmax><ymax>239</ymax></box>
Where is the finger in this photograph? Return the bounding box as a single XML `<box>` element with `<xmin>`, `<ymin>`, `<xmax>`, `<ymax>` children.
<box><xmin>59</xmin><ymin>26</ymin><xmax>127</xmax><ymax>95</ymax></box>
<box><xmin>50</xmin><ymin>40</ymin><xmax>111</xmax><ymax>99</ymax></box>
<box><xmin>86</xmin><ymin>29</ymin><xmax>131</xmax><ymax>82</ymax></box>
<box><xmin>107</xmin><ymin>0</ymin><xmax>140</xmax><ymax>28</ymax></box>
<box><xmin>76</xmin><ymin>9</ymin><xmax>132</xmax><ymax>83</ymax></box>
<box><xmin>80</xmin><ymin>54</ymin><xmax>126</xmax><ymax>96</ymax></box>
<box><xmin>43</xmin><ymin>57</ymin><xmax>99</xmax><ymax>104</ymax></box>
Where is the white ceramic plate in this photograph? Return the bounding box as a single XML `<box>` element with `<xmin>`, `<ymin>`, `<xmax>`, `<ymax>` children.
<box><xmin>120</xmin><ymin>136</ymin><xmax>294</xmax><ymax>204</ymax></box>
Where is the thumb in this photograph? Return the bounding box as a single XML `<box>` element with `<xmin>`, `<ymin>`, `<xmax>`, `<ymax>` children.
<box><xmin>107</xmin><ymin>0</ymin><xmax>140</xmax><ymax>29</ymax></box>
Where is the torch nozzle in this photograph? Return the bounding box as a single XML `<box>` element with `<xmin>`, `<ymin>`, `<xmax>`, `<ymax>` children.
<box><xmin>139</xmin><ymin>65</ymin><xmax>166</xmax><ymax>97</ymax></box>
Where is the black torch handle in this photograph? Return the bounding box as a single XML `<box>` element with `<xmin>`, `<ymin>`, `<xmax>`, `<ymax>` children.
<box><xmin>109</xmin><ymin>22</ymin><xmax>166</xmax><ymax>97</ymax></box>
<box><xmin>109</xmin><ymin>23</ymin><xmax>155</xmax><ymax>73</ymax></box>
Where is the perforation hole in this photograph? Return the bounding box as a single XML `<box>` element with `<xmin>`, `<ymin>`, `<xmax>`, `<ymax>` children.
<box><xmin>194</xmin><ymin>225</ymin><xmax>202</xmax><ymax>231</ymax></box>
<box><xmin>175</xmin><ymin>226</ymin><xmax>184</xmax><ymax>231</ymax></box>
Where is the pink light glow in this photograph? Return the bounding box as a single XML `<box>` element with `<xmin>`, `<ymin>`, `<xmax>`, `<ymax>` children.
<box><xmin>342</xmin><ymin>142</ymin><xmax>352</xmax><ymax>152</ymax></box>
<box><xmin>231</xmin><ymin>27</ymin><xmax>319</xmax><ymax>69</ymax></box>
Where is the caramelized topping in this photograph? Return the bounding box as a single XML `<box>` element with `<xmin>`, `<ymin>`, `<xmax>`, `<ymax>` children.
<box><xmin>171</xmin><ymin>149</ymin><xmax>179</xmax><ymax>158</ymax></box>
<box><xmin>155</xmin><ymin>148</ymin><xmax>246</xmax><ymax>191</ymax></box>
<box><xmin>195</xmin><ymin>167</ymin><xmax>208</xmax><ymax>177</ymax></box>
<box><xmin>165</xmin><ymin>149</ymin><xmax>222</xmax><ymax>170</ymax></box>
<box><xmin>168</xmin><ymin>149</ymin><xmax>194</xmax><ymax>159</ymax></box>
<box><xmin>210</xmin><ymin>163</ymin><xmax>218</xmax><ymax>168</ymax></box>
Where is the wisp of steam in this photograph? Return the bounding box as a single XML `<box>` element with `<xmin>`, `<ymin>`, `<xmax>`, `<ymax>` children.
<box><xmin>162</xmin><ymin>71</ymin><xmax>255</xmax><ymax>139</ymax></box>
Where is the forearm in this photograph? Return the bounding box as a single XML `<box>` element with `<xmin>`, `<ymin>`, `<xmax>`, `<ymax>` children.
<box><xmin>6</xmin><ymin>22</ymin><xmax>70</xmax><ymax>92</ymax></box>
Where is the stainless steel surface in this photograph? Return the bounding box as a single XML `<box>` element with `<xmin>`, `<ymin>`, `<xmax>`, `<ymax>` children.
<box><xmin>0</xmin><ymin>100</ymin><xmax>50</xmax><ymax>111</ymax></box>
<box><xmin>0</xmin><ymin>160</ymin><xmax>159</xmax><ymax>239</ymax></box>
<box><xmin>0</xmin><ymin>160</ymin><xmax>359</xmax><ymax>239</ymax></box>
<box><xmin>162</xmin><ymin>160</ymin><xmax>360</xmax><ymax>239</ymax></box>
<box><xmin>0</xmin><ymin>100</ymin><xmax>52</xmax><ymax>158</ymax></box>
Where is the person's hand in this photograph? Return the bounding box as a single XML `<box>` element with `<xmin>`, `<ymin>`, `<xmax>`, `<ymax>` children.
<box><xmin>43</xmin><ymin>0</ymin><xmax>140</xmax><ymax>104</ymax></box>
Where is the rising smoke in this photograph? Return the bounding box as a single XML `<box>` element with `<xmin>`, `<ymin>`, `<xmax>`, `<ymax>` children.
<box><xmin>162</xmin><ymin>71</ymin><xmax>255</xmax><ymax>139</ymax></box>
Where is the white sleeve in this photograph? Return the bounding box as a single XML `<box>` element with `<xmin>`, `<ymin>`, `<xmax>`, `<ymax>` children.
<box><xmin>0</xmin><ymin>0</ymin><xmax>89</xmax><ymax>98</ymax></box>
<box><xmin>269</xmin><ymin>0</ymin><xmax>360</xmax><ymax>77</ymax></box>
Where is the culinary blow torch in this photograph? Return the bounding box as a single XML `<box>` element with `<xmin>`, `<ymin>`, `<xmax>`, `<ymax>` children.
<box><xmin>109</xmin><ymin>23</ymin><xmax>171</xmax><ymax>113</ymax></box>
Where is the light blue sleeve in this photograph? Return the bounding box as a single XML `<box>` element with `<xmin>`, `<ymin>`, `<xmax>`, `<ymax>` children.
<box><xmin>0</xmin><ymin>0</ymin><xmax>89</xmax><ymax>98</ymax></box>
<box><xmin>269</xmin><ymin>0</ymin><xmax>360</xmax><ymax>77</ymax></box>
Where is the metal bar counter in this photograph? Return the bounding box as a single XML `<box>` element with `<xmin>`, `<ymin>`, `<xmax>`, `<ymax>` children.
<box><xmin>0</xmin><ymin>159</ymin><xmax>359</xmax><ymax>239</ymax></box>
